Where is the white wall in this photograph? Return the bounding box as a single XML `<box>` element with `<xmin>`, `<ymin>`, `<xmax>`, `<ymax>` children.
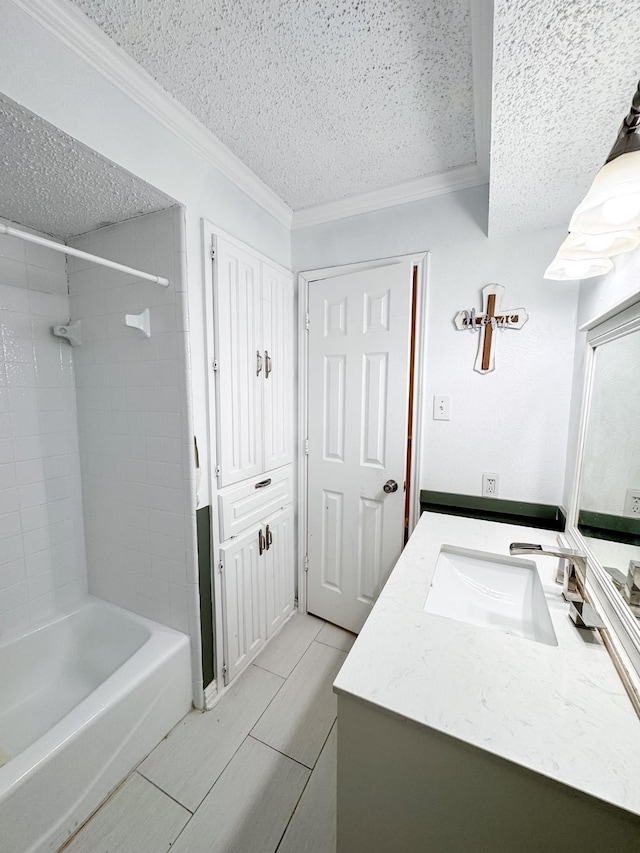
<box><xmin>293</xmin><ymin>186</ymin><xmax>579</xmax><ymax>505</ymax></box>
<box><xmin>0</xmin><ymin>0</ymin><xmax>292</xmax><ymax>508</ymax></box>
<box><xmin>0</xmin><ymin>219</ymin><xmax>87</xmax><ymax>636</ymax></box>
<box><xmin>577</xmin><ymin>249</ymin><xmax>640</xmax><ymax>329</ymax></box>
<box><xmin>69</xmin><ymin>208</ymin><xmax>202</xmax><ymax>702</ymax></box>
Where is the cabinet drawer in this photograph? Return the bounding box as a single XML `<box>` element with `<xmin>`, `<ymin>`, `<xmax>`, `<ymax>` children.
<box><xmin>218</xmin><ymin>466</ymin><xmax>293</xmax><ymax>540</ymax></box>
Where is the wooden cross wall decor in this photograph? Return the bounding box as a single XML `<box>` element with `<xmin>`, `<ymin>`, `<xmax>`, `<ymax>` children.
<box><xmin>454</xmin><ymin>283</ymin><xmax>528</xmax><ymax>374</ymax></box>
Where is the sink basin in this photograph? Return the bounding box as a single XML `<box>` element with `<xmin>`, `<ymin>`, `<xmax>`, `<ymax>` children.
<box><xmin>423</xmin><ymin>545</ymin><xmax>558</xmax><ymax>646</ymax></box>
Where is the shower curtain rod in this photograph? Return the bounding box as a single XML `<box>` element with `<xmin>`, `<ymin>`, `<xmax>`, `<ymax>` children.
<box><xmin>0</xmin><ymin>223</ymin><xmax>170</xmax><ymax>287</ymax></box>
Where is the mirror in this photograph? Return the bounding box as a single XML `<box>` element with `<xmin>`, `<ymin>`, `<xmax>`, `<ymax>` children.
<box><xmin>576</xmin><ymin>313</ymin><xmax>640</xmax><ymax>624</ymax></box>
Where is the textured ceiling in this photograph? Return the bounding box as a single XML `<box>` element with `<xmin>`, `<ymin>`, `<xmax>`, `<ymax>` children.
<box><xmin>73</xmin><ymin>0</ymin><xmax>477</xmax><ymax>210</ymax></box>
<box><xmin>489</xmin><ymin>0</ymin><xmax>640</xmax><ymax>237</ymax></box>
<box><xmin>0</xmin><ymin>93</ymin><xmax>175</xmax><ymax>239</ymax></box>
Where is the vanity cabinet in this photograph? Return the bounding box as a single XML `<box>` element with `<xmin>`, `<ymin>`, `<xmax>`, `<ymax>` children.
<box><xmin>220</xmin><ymin>505</ymin><xmax>294</xmax><ymax>684</ymax></box>
<box><xmin>213</xmin><ymin>236</ymin><xmax>294</xmax><ymax>487</ymax></box>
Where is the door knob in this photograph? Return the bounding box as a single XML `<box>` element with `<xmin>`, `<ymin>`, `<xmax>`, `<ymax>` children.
<box><xmin>383</xmin><ymin>479</ymin><xmax>398</xmax><ymax>493</ymax></box>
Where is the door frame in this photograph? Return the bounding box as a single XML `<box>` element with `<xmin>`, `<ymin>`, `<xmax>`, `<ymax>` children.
<box><xmin>297</xmin><ymin>252</ymin><xmax>429</xmax><ymax>616</ymax></box>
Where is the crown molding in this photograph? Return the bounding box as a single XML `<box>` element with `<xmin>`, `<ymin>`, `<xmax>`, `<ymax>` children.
<box><xmin>11</xmin><ymin>0</ymin><xmax>294</xmax><ymax>228</ymax></box>
<box><xmin>291</xmin><ymin>164</ymin><xmax>487</xmax><ymax>230</ymax></box>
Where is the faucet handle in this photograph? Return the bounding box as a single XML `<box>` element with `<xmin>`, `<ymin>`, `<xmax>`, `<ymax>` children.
<box><xmin>568</xmin><ymin>598</ymin><xmax>606</xmax><ymax>630</ymax></box>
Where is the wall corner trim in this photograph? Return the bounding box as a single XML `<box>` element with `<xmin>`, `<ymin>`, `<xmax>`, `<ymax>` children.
<box><xmin>11</xmin><ymin>0</ymin><xmax>294</xmax><ymax>229</ymax></box>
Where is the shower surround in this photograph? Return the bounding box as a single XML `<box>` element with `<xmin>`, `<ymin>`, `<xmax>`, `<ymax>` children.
<box><xmin>0</xmin><ymin>218</ymin><xmax>87</xmax><ymax>632</ymax></box>
<box><xmin>0</xmin><ymin>207</ymin><xmax>201</xmax><ymax>699</ymax></box>
<box><xmin>68</xmin><ymin>206</ymin><xmax>201</xmax><ymax>701</ymax></box>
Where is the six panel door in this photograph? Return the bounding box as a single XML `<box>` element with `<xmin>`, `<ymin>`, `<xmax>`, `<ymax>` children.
<box><xmin>306</xmin><ymin>261</ymin><xmax>414</xmax><ymax>633</ymax></box>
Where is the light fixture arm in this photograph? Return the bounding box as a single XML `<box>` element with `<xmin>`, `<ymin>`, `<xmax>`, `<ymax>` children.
<box><xmin>606</xmin><ymin>81</ymin><xmax>640</xmax><ymax>164</ymax></box>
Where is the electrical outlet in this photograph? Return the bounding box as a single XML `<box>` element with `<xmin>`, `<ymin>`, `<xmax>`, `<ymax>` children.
<box><xmin>433</xmin><ymin>395</ymin><xmax>451</xmax><ymax>421</ymax></box>
<box><xmin>482</xmin><ymin>473</ymin><xmax>499</xmax><ymax>498</ymax></box>
<box><xmin>624</xmin><ymin>489</ymin><xmax>640</xmax><ymax>517</ymax></box>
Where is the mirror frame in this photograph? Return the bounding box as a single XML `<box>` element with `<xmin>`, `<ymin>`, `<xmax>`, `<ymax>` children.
<box><xmin>567</xmin><ymin>299</ymin><xmax>640</xmax><ymax>701</ymax></box>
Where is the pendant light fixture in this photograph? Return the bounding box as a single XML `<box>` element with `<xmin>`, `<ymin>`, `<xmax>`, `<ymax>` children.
<box><xmin>545</xmin><ymin>81</ymin><xmax>640</xmax><ymax>280</ymax></box>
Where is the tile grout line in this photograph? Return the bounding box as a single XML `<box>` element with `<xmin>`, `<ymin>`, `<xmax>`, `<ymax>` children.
<box><xmin>143</xmin><ymin>668</ymin><xmax>289</xmax><ymax>816</ymax></box>
<box><xmin>247</xmin><ymin>733</ymin><xmax>319</xmax><ymax>771</ymax></box>
<box><xmin>134</xmin><ymin>770</ymin><xmax>195</xmax><ymax>815</ymax></box>
<box><xmin>166</xmin><ymin>657</ymin><xmax>322</xmax><ymax>852</ymax></box>
<box><xmin>314</xmin><ymin>636</ymin><xmax>355</xmax><ymax>653</ymax></box>
<box><xmin>273</xmin><ymin>719</ymin><xmax>337</xmax><ymax>853</ymax></box>
<box><xmin>140</xmin><ymin>664</ymin><xmax>289</xmax><ymax>818</ymax></box>
<box><xmin>252</xmin><ymin>618</ymin><xmax>325</xmax><ymax>680</ymax></box>
<box><xmin>64</xmin><ymin>616</ymin><xmax>333</xmax><ymax>851</ymax></box>
<box><xmin>247</xmin><ymin>621</ymin><xmax>326</xmax><ymax>732</ymax></box>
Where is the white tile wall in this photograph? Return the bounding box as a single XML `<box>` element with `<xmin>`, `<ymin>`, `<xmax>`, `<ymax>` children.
<box><xmin>0</xmin><ymin>219</ymin><xmax>87</xmax><ymax>636</ymax></box>
<box><xmin>69</xmin><ymin>208</ymin><xmax>201</xmax><ymax>701</ymax></box>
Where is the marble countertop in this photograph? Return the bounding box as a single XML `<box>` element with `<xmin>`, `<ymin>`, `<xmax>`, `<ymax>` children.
<box><xmin>333</xmin><ymin>512</ymin><xmax>640</xmax><ymax>816</ymax></box>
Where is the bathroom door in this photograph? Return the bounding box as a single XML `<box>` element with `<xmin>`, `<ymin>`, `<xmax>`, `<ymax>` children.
<box><xmin>306</xmin><ymin>260</ymin><xmax>414</xmax><ymax>633</ymax></box>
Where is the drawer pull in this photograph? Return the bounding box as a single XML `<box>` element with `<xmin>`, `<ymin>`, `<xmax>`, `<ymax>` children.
<box><xmin>265</xmin><ymin>524</ymin><xmax>272</xmax><ymax>550</ymax></box>
<box><xmin>258</xmin><ymin>529</ymin><xmax>265</xmax><ymax>555</ymax></box>
<box><xmin>255</xmin><ymin>478</ymin><xmax>272</xmax><ymax>489</ymax></box>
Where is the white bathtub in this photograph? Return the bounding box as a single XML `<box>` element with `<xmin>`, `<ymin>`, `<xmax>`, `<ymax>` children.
<box><xmin>0</xmin><ymin>597</ymin><xmax>191</xmax><ymax>853</ymax></box>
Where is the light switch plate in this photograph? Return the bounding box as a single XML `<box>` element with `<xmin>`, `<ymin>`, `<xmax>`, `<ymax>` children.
<box><xmin>433</xmin><ymin>395</ymin><xmax>451</xmax><ymax>420</ymax></box>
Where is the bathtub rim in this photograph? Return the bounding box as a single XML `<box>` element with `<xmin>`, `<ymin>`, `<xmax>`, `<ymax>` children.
<box><xmin>0</xmin><ymin>595</ymin><xmax>191</xmax><ymax>799</ymax></box>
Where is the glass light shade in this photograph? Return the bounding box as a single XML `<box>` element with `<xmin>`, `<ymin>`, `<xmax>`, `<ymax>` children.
<box><xmin>544</xmin><ymin>255</ymin><xmax>613</xmax><ymax>281</ymax></box>
<box><xmin>556</xmin><ymin>229</ymin><xmax>640</xmax><ymax>260</ymax></box>
<box><xmin>569</xmin><ymin>151</ymin><xmax>640</xmax><ymax>233</ymax></box>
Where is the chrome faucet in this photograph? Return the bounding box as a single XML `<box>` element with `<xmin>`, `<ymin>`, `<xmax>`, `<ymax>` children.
<box><xmin>509</xmin><ymin>542</ymin><xmax>605</xmax><ymax>631</ymax></box>
<box><xmin>509</xmin><ymin>542</ymin><xmax>586</xmax><ymax>597</ymax></box>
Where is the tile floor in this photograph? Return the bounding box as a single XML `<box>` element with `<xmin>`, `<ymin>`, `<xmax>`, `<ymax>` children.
<box><xmin>62</xmin><ymin>613</ymin><xmax>356</xmax><ymax>853</ymax></box>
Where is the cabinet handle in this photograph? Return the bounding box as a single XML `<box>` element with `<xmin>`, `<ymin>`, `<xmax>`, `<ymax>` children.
<box><xmin>255</xmin><ymin>478</ymin><xmax>272</xmax><ymax>489</ymax></box>
<box><xmin>265</xmin><ymin>524</ymin><xmax>272</xmax><ymax>550</ymax></box>
<box><xmin>265</xmin><ymin>350</ymin><xmax>272</xmax><ymax>378</ymax></box>
<box><xmin>258</xmin><ymin>528</ymin><xmax>265</xmax><ymax>556</ymax></box>
<box><xmin>256</xmin><ymin>350</ymin><xmax>263</xmax><ymax>376</ymax></box>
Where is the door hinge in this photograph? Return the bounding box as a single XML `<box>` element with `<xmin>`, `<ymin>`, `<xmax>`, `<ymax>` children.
<box><xmin>304</xmin><ymin>312</ymin><xmax>310</xmax><ymax>331</ymax></box>
<box><xmin>218</xmin><ymin>560</ymin><xmax>224</xmax><ymax>574</ymax></box>
<box><xmin>215</xmin><ymin>464</ymin><xmax>221</xmax><ymax>478</ymax></box>
<box><xmin>222</xmin><ymin>663</ymin><xmax>228</xmax><ymax>680</ymax></box>
<box><xmin>212</xmin><ymin>359</ymin><xmax>219</xmax><ymax>372</ymax></box>
<box><xmin>209</xmin><ymin>246</ymin><xmax>216</xmax><ymax>260</ymax></box>
<box><xmin>304</xmin><ymin>438</ymin><xmax>309</xmax><ymax>456</ymax></box>
<box><xmin>304</xmin><ymin>554</ymin><xmax>309</xmax><ymax>573</ymax></box>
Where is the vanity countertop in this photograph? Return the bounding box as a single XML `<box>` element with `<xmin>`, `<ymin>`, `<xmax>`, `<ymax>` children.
<box><xmin>333</xmin><ymin>512</ymin><xmax>640</xmax><ymax>816</ymax></box>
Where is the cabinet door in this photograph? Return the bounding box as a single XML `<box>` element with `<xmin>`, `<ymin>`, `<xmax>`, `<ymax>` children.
<box><xmin>263</xmin><ymin>505</ymin><xmax>295</xmax><ymax>638</ymax></box>
<box><xmin>214</xmin><ymin>238</ymin><xmax>263</xmax><ymax>486</ymax></box>
<box><xmin>220</xmin><ymin>525</ymin><xmax>266</xmax><ymax>684</ymax></box>
<box><xmin>262</xmin><ymin>264</ymin><xmax>294</xmax><ymax>472</ymax></box>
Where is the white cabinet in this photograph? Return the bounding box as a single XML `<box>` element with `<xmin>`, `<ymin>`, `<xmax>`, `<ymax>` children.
<box><xmin>207</xmin><ymin>227</ymin><xmax>296</xmax><ymax>689</ymax></box>
<box><xmin>213</xmin><ymin>239</ymin><xmax>294</xmax><ymax>488</ymax></box>
<box><xmin>220</xmin><ymin>505</ymin><xmax>294</xmax><ymax>684</ymax></box>
<box><xmin>218</xmin><ymin>467</ymin><xmax>294</xmax><ymax>542</ymax></box>
<box><xmin>263</xmin><ymin>506</ymin><xmax>295</xmax><ymax>636</ymax></box>
<box><xmin>262</xmin><ymin>263</ymin><xmax>295</xmax><ymax>473</ymax></box>
<box><xmin>214</xmin><ymin>239</ymin><xmax>263</xmax><ymax>485</ymax></box>
<box><xmin>219</xmin><ymin>526</ymin><xmax>265</xmax><ymax>683</ymax></box>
